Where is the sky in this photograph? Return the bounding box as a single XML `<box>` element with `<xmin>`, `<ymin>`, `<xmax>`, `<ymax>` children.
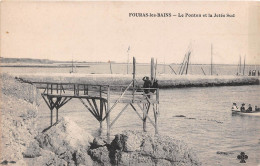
<box><xmin>1</xmin><ymin>1</ymin><xmax>260</xmax><ymax>64</ymax></box>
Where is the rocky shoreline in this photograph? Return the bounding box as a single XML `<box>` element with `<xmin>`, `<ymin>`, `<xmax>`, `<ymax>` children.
<box><xmin>1</xmin><ymin>73</ymin><xmax>201</xmax><ymax>165</ymax></box>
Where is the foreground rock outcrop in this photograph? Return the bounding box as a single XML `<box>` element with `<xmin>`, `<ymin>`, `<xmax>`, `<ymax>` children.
<box><xmin>34</xmin><ymin>117</ymin><xmax>94</xmax><ymax>166</ymax></box>
<box><xmin>1</xmin><ymin>73</ymin><xmax>201</xmax><ymax>166</ymax></box>
<box><xmin>88</xmin><ymin>130</ymin><xmax>201</xmax><ymax>166</ymax></box>
<box><xmin>0</xmin><ymin>74</ymin><xmax>40</xmax><ymax>164</ymax></box>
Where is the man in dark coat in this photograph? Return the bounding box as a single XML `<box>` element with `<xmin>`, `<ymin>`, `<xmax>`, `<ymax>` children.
<box><xmin>142</xmin><ymin>76</ymin><xmax>151</xmax><ymax>94</ymax></box>
<box><xmin>151</xmin><ymin>79</ymin><xmax>158</xmax><ymax>93</ymax></box>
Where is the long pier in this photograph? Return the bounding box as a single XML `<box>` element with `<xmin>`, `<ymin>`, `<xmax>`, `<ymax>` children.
<box><xmin>33</xmin><ymin>81</ymin><xmax>159</xmax><ymax>138</ymax></box>
<box><xmin>32</xmin><ymin>57</ymin><xmax>160</xmax><ymax>139</ymax></box>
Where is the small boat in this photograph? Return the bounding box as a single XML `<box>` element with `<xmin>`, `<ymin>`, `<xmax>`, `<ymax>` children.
<box><xmin>231</xmin><ymin>109</ymin><xmax>260</xmax><ymax>117</ymax></box>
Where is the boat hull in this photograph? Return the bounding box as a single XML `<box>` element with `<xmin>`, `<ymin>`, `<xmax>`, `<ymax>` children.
<box><xmin>231</xmin><ymin>110</ymin><xmax>260</xmax><ymax>116</ymax></box>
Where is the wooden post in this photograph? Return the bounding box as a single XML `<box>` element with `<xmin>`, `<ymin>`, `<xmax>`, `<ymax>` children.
<box><xmin>106</xmin><ymin>86</ymin><xmax>111</xmax><ymax>141</ymax></box>
<box><xmin>50</xmin><ymin>108</ymin><xmax>53</xmax><ymax>126</ymax></box>
<box><xmin>243</xmin><ymin>55</ymin><xmax>246</xmax><ymax>75</ymax></box>
<box><xmin>211</xmin><ymin>44</ymin><xmax>213</xmax><ymax>75</ymax></box>
<box><xmin>56</xmin><ymin>83</ymin><xmax>58</xmax><ymax>94</ymax></box>
<box><xmin>143</xmin><ymin>104</ymin><xmax>147</xmax><ymax>132</ymax></box>
<box><xmin>153</xmin><ymin>104</ymin><xmax>158</xmax><ymax>134</ymax></box>
<box><xmin>100</xmin><ymin>121</ymin><xmax>103</xmax><ymax>129</ymax></box>
<box><xmin>56</xmin><ymin>108</ymin><xmax>59</xmax><ymax>123</ymax></box>
<box><xmin>132</xmin><ymin>57</ymin><xmax>136</xmax><ymax>101</ymax></box>
<box><xmin>109</xmin><ymin>61</ymin><xmax>113</xmax><ymax>74</ymax></box>
<box><xmin>99</xmin><ymin>86</ymin><xmax>103</xmax><ymax>129</ymax></box>
<box><xmin>151</xmin><ymin>58</ymin><xmax>155</xmax><ymax>83</ymax></box>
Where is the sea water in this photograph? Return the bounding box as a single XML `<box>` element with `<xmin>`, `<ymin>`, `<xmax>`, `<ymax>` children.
<box><xmin>2</xmin><ymin>65</ymin><xmax>259</xmax><ymax>165</ymax></box>
<box><xmin>1</xmin><ymin>63</ymin><xmax>260</xmax><ymax>76</ymax></box>
<box><xmin>37</xmin><ymin>85</ymin><xmax>260</xmax><ymax>166</ymax></box>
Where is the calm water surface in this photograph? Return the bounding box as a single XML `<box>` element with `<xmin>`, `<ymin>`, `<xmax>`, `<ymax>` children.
<box><xmin>37</xmin><ymin>85</ymin><xmax>260</xmax><ymax>166</ymax></box>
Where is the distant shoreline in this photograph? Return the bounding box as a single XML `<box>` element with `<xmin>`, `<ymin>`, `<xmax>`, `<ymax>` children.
<box><xmin>0</xmin><ymin>65</ymin><xmax>89</xmax><ymax>68</ymax></box>
<box><xmin>1</xmin><ymin>57</ymin><xmax>260</xmax><ymax>66</ymax></box>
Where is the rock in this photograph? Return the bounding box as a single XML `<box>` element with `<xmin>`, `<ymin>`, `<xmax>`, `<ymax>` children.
<box><xmin>174</xmin><ymin>115</ymin><xmax>186</xmax><ymax>117</ymax></box>
<box><xmin>88</xmin><ymin>146</ymin><xmax>111</xmax><ymax>165</ymax></box>
<box><xmin>35</xmin><ymin>117</ymin><xmax>94</xmax><ymax>165</ymax></box>
<box><xmin>89</xmin><ymin>130</ymin><xmax>201</xmax><ymax>166</ymax></box>
<box><xmin>23</xmin><ymin>141</ymin><xmax>42</xmax><ymax>158</ymax></box>
<box><xmin>92</xmin><ymin>137</ymin><xmax>107</xmax><ymax>148</ymax></box>
<box><xmin>25</xmin><ymin>149</ymin><xmax>67</xmax><ymax>166</ymax></box>
<box><xmin>74</xmin><ymin>149</ymin><xmax>93</xmax><ymax>166</ymax></box>
<box><xmin>0</xmin><ymin>160</ymin><xmax>8</xmax><ymax>165</ymax></box>
<box><xmin>111</xmin><ymin>130</ymin><xmax>146</xmax><ymax>152</ymax></box>
<box><xmin>0</xmin><ymin>96</ymin><xmax>39</xmax><ymax>162</ymax></box>
<box><xmin>36</xmin><ymin>117</ymin><xmax>94</xmax><ymax>155</ymax></box>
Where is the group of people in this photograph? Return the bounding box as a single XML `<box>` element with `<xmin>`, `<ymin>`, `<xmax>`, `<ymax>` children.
<box><xmin>232</xmin><ymin>103</ymin><xmax>260</xmax><ymax>112</ymax></box>
<box><xmin>142</xmin><ymin>76</ymin><xmax>158</xmax><ymax>95</ymax></box>
<box><xmin>248</xmin><ymin>70</ymin><xmax>260</xmax><ymax>76</ymax></box>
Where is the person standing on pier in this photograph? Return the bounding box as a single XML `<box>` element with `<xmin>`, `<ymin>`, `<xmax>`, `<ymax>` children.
<box><xmin>142</xmin><ymin>76</ymin><xmax>152</xmax><ymax>96</ymax></box>
<box><xmin>151</xmin><ymin>79</ymin><xmax>158</xmax><ymax>93</ymax></box>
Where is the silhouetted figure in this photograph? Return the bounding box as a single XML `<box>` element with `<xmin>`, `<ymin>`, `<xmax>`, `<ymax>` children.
<box><xmin>249</xmin><ymin>70</ymin><xmax>251</xmax><ymax>76</ymax></box>
<box><xmin>246</xmin><ymin>104</ymin><xmax>252</xmax><ymax>112</ymax></box>
<box><xmin>258</xmin><ymin>70</ymin><xmax>260</xmax><ymax>76</ymax></box>
<box><xmin>151</xmin><ymin>79</ymin><xmax>159</xmax><ymax>93</ymax></box>
<box><xmin>252</xmin><ymin>70</ymin><xmax>256</xmax><ymax>76</ymax></box>
<box><xmin>231</xmin><ymin>103</ymin><xmax>238</xmax><ymax>111</ymax></box>
<box><xmin>240</xmin><ymin>103</ymin><xmax>246</xmax><ymax>112</ymax></box>
<box><xmin>142</xmin><ymin>76</ymin><xmax>151</xmax><ymax>94</ymax></box>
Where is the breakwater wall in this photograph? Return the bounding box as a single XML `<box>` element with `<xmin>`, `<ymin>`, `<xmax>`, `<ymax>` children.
<box><xmin>13</xmin><ymin>73</ymin><xmax>260</xmax><ymax>88</ymax></box>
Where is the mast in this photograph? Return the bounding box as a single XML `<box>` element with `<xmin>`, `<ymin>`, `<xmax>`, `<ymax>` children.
<box><xmin>127</xmin><ymin>46</ymin><xmax>130</xmax><ymax>74</ymax></box>
<box><xmin>163</xmin><ymin>57</ymin><xmax>166</xmax><ymax>74</ymax></box>
<box><xmin>70</xmin><ymin>59</ymin><xmax>74</xmax><ymax>73</ymax></box>
<box><xmin>185</xmin><ymin>51</ymin><xmax>191</xmax><ymax>74</ymax></box>
<box><xmin>211</xmin><ymin>44</ymin><xmax>213</xmax><ymax>75</ymax></box>
<box><xmin>239</xmin><ymin>55</ymin><xmax>241</xmax><ymax>74</ymax></box>
<box><xmin>243</xmin><ymin>55</ymin><xmax>246</xmax><ymax>75</ymax></box>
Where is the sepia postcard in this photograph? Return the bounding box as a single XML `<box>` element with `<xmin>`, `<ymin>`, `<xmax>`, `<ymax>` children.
<box><xmin>0</xmin><ymin>1</ymin><xmax>260</xmax><ymax>166</ymax></box>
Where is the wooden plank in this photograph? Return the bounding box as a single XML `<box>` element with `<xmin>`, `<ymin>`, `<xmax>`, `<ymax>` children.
<box><xmin>102</xmin><ymin>82</ymin><xmax>133</xmax><ymax>121</ymax></box>
<box><xmin>59</xmin><ymin>97</ymin><xmax>72</xmax><ymax>108</ymax></box>
<box><xmin>79</xmin><ymin>98</ymin><xmax>99</xmax><ymax>119</ymax></box>
<box><xmin>86</xmin><ymin>99</ymin><xmax>99</xmax><ymax>117</ymax></box>
<box><xmin>92</xmin><ymin>99</ymin><xmax>100</xmax><ymax>117</ymax></box>
<box><xmin>110</xmin><ymin>103</ymin><xmax>129</xmax><ymax>128</ymax></box>
<box><xmin>168</xmin><ymin>65</ymin><xmax>177</xmax><ymax>75</ymax></box>
<box><xmin>130</xmin><ymin>103</ymin><xmax>143</xmax><ymax>121</ymax></box>
<box><xmin>136</xmin><ymin>103</ymin><xmax>155</xmax><ymax>128</ymax></box>
<box><xmin>41</xmin><ymin>94</ymin><xmax>51</xmax><ymax>110</ymax></box>
<box><xmin>201</xmin><ymin>67</ymin><xmax>206</xmax><ymax>75</ymax></box>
